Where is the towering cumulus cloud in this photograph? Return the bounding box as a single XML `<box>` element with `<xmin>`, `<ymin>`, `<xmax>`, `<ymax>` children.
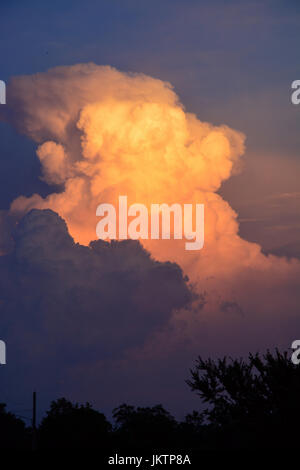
<box><xmin>4</xmin><ymin>65</ymin><xmax>248</xmax><ymax>268</ymax></box>
<box><xmin>1</xmin><ymin>64</ymin><xmax>300</xmax><ymax>412</ymax></box>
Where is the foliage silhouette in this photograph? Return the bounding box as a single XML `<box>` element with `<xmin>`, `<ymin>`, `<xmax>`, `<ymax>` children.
<box><xmin>187</xmin><ymin>349</ymin><xmax>300</xmax><ymax>449</ymax></box>
<box><xmin>0</xmin><ymin>403</ymin><xmax>29</xmax><ymax>449</ymax></box>
<box><xmin>1</xmin><ymin>349</ymin><xmax>299</xmax><ymax>450</ymax></box>
<box><xmin>112</xmin><ymin>403</ymin><xmax>178</xmax><ymax>450</ymax></box>
<box><xmin>38</xmin><ymin>397</ymin><xmax>111</xmax><ymax>449</ymax></box>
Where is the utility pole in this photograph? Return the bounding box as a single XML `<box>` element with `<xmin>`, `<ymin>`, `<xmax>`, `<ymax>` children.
<box><xmin>32</xmin><ymin>391</ymin><xmax>37</xmax><ymax>451</ymax></box>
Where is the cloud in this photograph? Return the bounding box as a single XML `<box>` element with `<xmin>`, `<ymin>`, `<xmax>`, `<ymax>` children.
<box><xmin>1</xmin><ymin>63</ymin><xmax>300</xmax><ymax>414</ymax></box>
<box><xmin>0</xmin><ymin>208</ymin><xmax>191</xmax><ymax>406</ymax></box>
<box><xmin>2</xmin><ymin>208</ymin><xmax>191</xmax><ymax>353</ymax></box>
<box><xmin>1</xmin><ymin>64</ymin><xmax>258</xmax><ymax>282</ymax></box>
<box><xmin>1</xmin><ymin>64</ymin><xmax>244</xmax><ymax>255</ymax></box>
<box><xmin>0</xmin><ymin>211</ymin><xmax>14</xmax><ymax>255</ymax></box>
<box><xmin>1</xmin><ymin>63</ymin><xmax>299</xmax><ymax>325</ymax></box>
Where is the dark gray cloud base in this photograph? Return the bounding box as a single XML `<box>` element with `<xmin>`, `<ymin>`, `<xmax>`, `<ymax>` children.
<box><xmin>0</xmin><ymin>209</ymin><xmax>191</xmax><ymax>407</ymax></box>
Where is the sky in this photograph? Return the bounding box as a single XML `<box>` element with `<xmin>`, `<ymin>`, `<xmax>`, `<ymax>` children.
<box><xmin>0</xmin><ymin>0</ymin><xmax>300</xmax><ymax>420</ymax></box>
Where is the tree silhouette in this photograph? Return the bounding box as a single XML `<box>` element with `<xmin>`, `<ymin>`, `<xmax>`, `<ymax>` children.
<box><xmin>0</xmin><ymin>403</ymin><xmax>28</xmax><ymax>449</ymax></box>
<box><xmin>187</xmin><ymin>349</ymin><xmax>300</xmax><ymax>449</ymax></box>
<box><xmin>0</xmin><ymin>348</ymin><xmax>298</xmax><ymax>450</ymax></box>
<box><xmin>112</xmin><ymin>403</ymin><xmax>178</xmax><ymax>450</ymax></box>
<box><xmin>39</xmin><ymin>397</ymin><xmax>111</xmax><ymax>449</ymax></box>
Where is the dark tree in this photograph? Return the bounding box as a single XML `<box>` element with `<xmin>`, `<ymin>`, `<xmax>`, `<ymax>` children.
<box><xmin>0</xmin><ymin>403</ymin><xmax>28</xmax><ymax>449</ymax></box>
<box><xmin>177</xmin><ymin>410</ymin><xmax>206</xmax><ymax>451</ymax></box>
<box><xmin>39</xmin><ymin>397</ymin><xmax>111</xmax><ymax>449</ymax></box>
<box><xmin>187</xmin><ymin>349</ymin><xmax>300</xmax><ymax>449</ymax></box>
<box><xmin>112</xmin><ymin>403</ymin><xmax>178</xmax><ymax>450</ymax></box>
